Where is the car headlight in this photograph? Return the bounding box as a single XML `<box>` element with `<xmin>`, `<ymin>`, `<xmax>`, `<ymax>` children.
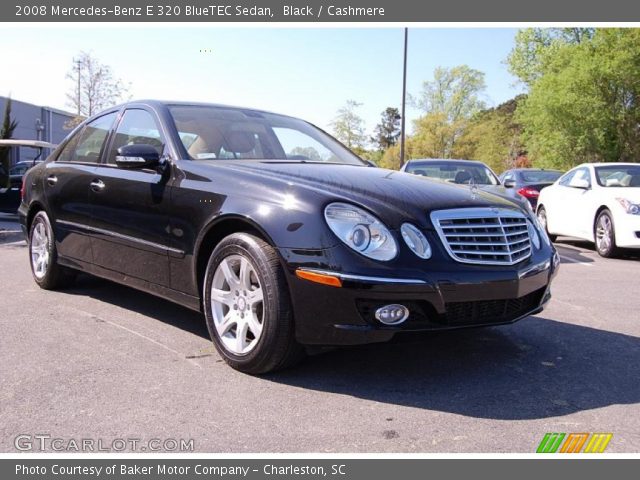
<box><xmin>616</xmin><ymin>198</ymin><xmax>640</xmax><ymax>215</ymax></box>
<box><xmin>527</xmin><ymin>220</ymin><xmax>541</xmax><ymax>249</ymax></box>
<box><xmin>324</xmin><ymin>202</ymin><xmax>398</xmax><ymax>261</ymax></box>
<box><xmin>401</xmin><ymin>223</ymin><xmax>432</xmax><ymax>259</ymax></box>
<box><xmin>530</xmin><ymin>215</ymin><xmax>550</xmax><ymax>247</ymax></box>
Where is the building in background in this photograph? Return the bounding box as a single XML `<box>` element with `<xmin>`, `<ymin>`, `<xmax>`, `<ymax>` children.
<box><xmin>0</xmin><ymin>96</ymin><xmax>75</xmax><ymax>164</ymax></box>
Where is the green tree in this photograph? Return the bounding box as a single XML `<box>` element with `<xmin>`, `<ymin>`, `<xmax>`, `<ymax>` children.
<box><xmin>411</xmin><ymin>65</ymin><xmax>487</xmax><ymax>157</ymax></box>
<box><xmin>514</xmin><ymin>29</ymin><xmax>640</xmax><ymax>168</ymax></box>
<box><xmin>508</xmin><ymin>28</ymin><xmax>595</xmax><ymax>86</ymax></box>
<box><xmin>461</xmin><ymin>96</ymin><xmax>526</xmax><ymax>173</ymax></box>
<box><xmin>371</xmin><ymin>107</ymin><xmax>401</xmax><ymax>150</ymax></box>
<box><xmin>330</xmin><ymin>100</ymin><xmax>366</xmax><ymax>150</ymax></box>
<box><xmin>0</xmin><ymin>97</ymin><xmax>19</xmax><ymax>188</ymax></box>
<box><xmin>379</xmin><ymin>144</ymin><xmax>401</xmax><ymax>170</ymax></box>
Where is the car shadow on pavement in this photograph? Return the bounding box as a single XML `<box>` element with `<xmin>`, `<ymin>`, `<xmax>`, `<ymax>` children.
<box><xmin>555</xmin><ymin>238</ymin><xmax>640</xmax><ymax>261</ymax></box>
<box><xmin>58</xmin><ymin>276</ymin><xmax>639</xmax><ymax>421</ymax></box>
<box><xmin>63</xmin><ymin>274</ymin><xmax>210</xmax><ymax>340</ymax></box>
<box><xmin>266</xmin><ymin>316</ymin><xmax>640</xmax><ymax>420</ymax></box>
<box><xmin>554</xmin><ymin>243</ymin><xmax>595</xmax><ymax>264</ymax></box>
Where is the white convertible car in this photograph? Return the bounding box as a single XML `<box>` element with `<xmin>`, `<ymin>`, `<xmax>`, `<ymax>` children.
<box><xmin>537</xmin><ymin>163</ymin><xmax>640</xmax><ymax>257</ymax></box>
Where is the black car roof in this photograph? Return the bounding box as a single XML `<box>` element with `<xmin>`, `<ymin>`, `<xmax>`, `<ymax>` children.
<box><xmin>111</xmin><ymin>99</ymin><xmax>292</xmax><ymax>119</ymax></box>
<box><xmin>406</xmin><ymin>159</ymin><xmax>487</xmax><ymax>166</ymax></box>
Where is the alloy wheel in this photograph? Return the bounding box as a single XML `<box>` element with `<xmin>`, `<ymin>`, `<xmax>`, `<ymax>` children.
<box><xmin>30</xmin><ymin>221</ymin><xmax>50</xmax><ymax>279</ymax></box>
<box><xmin>210</xmin><ymin>254</ymin><xmax>264</xmax><ymax>356</ymax></box>
<box><xmin>596</xmin><ymin>214</ymin><xmax>613</xmax><ymax>252</ymax></box>
<box><xmin>537</xmin><ymin>208</ymin><xmax>548</xmax><ymax>232</ymax></box>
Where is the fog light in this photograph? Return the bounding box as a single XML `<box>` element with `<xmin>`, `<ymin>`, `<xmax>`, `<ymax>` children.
<box><xmin>375</xmin><ymin>304</ymin><xmax>409</xmax><ymax>325</ymax></box>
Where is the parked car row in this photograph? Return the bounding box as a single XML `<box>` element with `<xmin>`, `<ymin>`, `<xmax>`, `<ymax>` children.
<box><xmin>402</xmin><ymin>158</ymin><xmax>639</xmax><ymax>258</ymax></box>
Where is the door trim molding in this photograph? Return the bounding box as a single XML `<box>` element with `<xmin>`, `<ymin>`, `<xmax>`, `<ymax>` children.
<box><xmin>56</xmin><ymin>219</ymin><xmax>185</xmax><ymax>258</ymax></box>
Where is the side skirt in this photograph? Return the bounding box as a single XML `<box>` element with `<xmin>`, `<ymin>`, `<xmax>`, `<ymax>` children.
<box><xmin>58</xmin><ymin>256</ymin><xmax>202</xmax><ymax>313</ymax></box>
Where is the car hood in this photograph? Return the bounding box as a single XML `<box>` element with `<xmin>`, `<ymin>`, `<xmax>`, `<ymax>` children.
<box><xmin>194</xmin><ymin>161</ymin><xmax>529</xmax><ymax>229</ymax></box>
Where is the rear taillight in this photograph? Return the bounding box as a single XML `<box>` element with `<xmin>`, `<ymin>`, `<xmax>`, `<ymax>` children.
<box><xmin>20</xmin><ymin>176</ymin><xmax>26</xmax><ymax>201</ymax></box>
<box><xmin>517</xmin><ymin>187</ymin><xmax>540</xmax><ymax>199</ymax></box>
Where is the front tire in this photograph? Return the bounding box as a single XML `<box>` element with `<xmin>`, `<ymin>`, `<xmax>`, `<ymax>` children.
<box><xmin>536</xmin><ymin>206</ymin><xmax>557</xmax><ymax>242</ymax></box>
<box><xmin>28</xmin><ymin>211</ymin><xmax>75</xmax><ymax>289</ymax></box>
<box><xmin>595</xmin><ymin>210</ymin><xmax>618</xmax><ymax>258</ymax></box>
<box><xmin>203</xmin><ymin>232</ymin><xmax>304</xmax><ymax>374</ymax></box>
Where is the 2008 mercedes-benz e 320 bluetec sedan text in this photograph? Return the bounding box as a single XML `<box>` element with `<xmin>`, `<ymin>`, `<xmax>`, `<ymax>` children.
<box><xmin>19</xmin><ymin>101</ymin><xmax>559</xmax><ymax>374</ymax></box>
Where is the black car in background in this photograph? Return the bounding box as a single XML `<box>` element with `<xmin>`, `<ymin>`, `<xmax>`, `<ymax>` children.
<box><xmin>19</xmin><ymin>101</ymin><xmax>559</xmax><ymax>374</ymax></box>
<box><xmin>0</xmin><ymin>140</ymin><xmax>53</xmax><ymax>213</ymax></box>
<box><xmin>499</xmin><ymin>168</ymin><xmax>563</xmax><ymax>208</ymax></box>
<box><xmin>400</xmin><ymin>158</ymin><xmax>502</xmax><ymax>186</ymax></box>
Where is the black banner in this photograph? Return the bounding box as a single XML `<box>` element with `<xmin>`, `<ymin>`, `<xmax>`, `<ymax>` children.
<box><xmin>4</xmin><ymin>0</ymin><xmax>640</xmax><ymax>22</ymax></box>
<box><xmin>4</xmin><ymin>459</ymin><xmax>640</xmax><ymax>480</ymax></box>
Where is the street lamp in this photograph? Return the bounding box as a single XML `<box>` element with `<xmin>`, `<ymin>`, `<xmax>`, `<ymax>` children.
<box><xmin>400</xmin><ymin>28</ymin><xmax>408</xmax><ymax>166</ymax></box>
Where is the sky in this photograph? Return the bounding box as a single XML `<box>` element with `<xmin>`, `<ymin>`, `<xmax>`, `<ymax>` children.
<box><xmin>1</xmin><ymin>26</ymin><xmax>525</xmax><ymax>136</ymax></box>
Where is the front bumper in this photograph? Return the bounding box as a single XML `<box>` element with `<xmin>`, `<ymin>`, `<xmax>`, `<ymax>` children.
<box><xmin>613</xmin><ymin>211</ymin><xmax>640</xmax><ymax>248</ymax></box>
<box><xmin>282</xmin><ymin>247</ymin><xmax>559</xmax><ymax>346</ymax></box>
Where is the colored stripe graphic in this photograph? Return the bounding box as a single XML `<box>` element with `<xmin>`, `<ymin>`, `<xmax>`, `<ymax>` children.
<box><xmin>560</xmin><ymin>433</ymin><xmax>589</xmax><ymax>453</ymax></box>
<box><xmin>537</xmin><ymin>433</ymin><xmax>566</xmax><ymax>453</ymax></box>
<box><xmin>583</xmin><ymin>433</ymin><xmax>613</xmax><ymax>453</ymax></box>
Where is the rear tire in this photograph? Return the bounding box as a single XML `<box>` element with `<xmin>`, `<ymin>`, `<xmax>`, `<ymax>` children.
<box><xmin>594</xmin><ymin>210</ymin><xmax>618</xmax><ymax>258</ymax></box>
<box><xmin>28</xmin><ymin>211</ymin><xmax>75</xmax><ymax>290</ymax></box>
<box><xmin>537</xmin><ymin>206</ymin><xmax>557</xmax><ymax>242</ymax></box>
<box><xmin>203</xmin><ymin>232</ymin><xmax>304</xmax><ymax>374</ymax></box>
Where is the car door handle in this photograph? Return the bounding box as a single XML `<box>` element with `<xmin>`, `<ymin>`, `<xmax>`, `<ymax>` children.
<box><xmin>90</xmin><ymin>179</ymin><xmax>106</xmax><ymax>192</ymax></box>
<box><xmin>46</xmin><ymin>175</ymin><xmax>58</xmax><ymax>186</ymax></box>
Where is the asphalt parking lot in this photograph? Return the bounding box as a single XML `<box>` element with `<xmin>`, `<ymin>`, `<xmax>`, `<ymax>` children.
<box><xmin>1</xmin><ymin>212</ymin><xmax>639</xmax><ymax>453</ymax></box>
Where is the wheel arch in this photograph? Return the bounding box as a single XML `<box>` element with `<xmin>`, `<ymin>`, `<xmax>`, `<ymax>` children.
<box><xmin>25</xmin><ymin>201</ymin><xmax>47</xmax><ymax>234</ymax></box>
<box><xmin>194</xmin><ymin>214</ymin><xmax>279</xmax><ymax>299</ymax></box>
<box><xmin>593</xmin><ymin>205</ymin><xmax>611</xmax><ymax>237</ymax></box>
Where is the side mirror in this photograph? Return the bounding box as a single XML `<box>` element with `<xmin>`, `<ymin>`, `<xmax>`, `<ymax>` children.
<box><xmin>115</xmin><ymin>144</ymin><xmax>160</xmax><ymax>169</ymax></box>
<box><xmin>503</xmin><ymin>178</ymin><xmax>516</xmax><ymax>188</ymax></box>
<box><xmin>364</xmin><ymin>160</ymin><xmax>377</xmax><ymax>168</ymax></box>
<box><xmin>570</xmin><ymin>178</ymin><xmax>590</xmax><ymax>190</ymax></box>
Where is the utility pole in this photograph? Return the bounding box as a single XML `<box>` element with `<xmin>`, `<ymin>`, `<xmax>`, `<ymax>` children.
<box><xmin>75</xmin><ymin>58</ymin><xmax>81</xmax><ymax>115</ymax></box>
<box><xmin>400</xmin><ymin>28</ymin><xmax>408</xmax><ymax>166</ymax></box>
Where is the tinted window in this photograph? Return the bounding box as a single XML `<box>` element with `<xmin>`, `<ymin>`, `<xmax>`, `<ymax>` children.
<box><xmin>107</xmin><ymin>109</ymin><xmax>164</xmax><ymax>164</ymax></box>
<box><xmin>56</xmin><ymin>127</ymin><xmax>84</xmax><ymax>163</ymax></box>
<box><xmin>59</xmin><ymin>113</ymin><xmax>117</xmax><ymax>163</ymax></box>
<box><xmin>520</xmin><ymin>170</ymin><xmax>563</xmax><ymax>183</ymax></box>
<box><xmin>10</xmin><ymin>165</ymin><xmax>28</xmax><ymax>175</ymax></box>
<box><xmin>169</xmin><ymin>105</ymin><xmax>363</xmax><ymax>165</ymax></box>
<box><xmin>405</xmin><ymin>161</ymin><xmax>499</xmax><ymax>185</ymax></box>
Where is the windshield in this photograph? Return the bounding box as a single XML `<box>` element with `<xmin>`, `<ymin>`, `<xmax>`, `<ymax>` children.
<box><xmin>405</xmin><ymin>161</ymin><xmax>499</xmax><ymax>185</ymax></box>
<box><xmin>168</xmin><ymin>105</ymin><xmax>364</xmax><ymax>165</ymax></box>
<box><xmin>520</xmin><ymin>170</ymin><xmax>562</xmax><ymax>183</ymax></box>
<box><xmin>595</xmin><ymin>165</ymin><xmax>640</xmax><ymax>187</ymax></box>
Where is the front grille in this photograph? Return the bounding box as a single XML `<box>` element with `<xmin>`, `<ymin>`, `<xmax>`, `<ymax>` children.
<box><xmin>431</xmin><ymin>207</ymin><xmax>532</xmax><ymax>265</ymax></box>
<box><xmin>444</xmin><ymin>288</ymin><xmax>545</xmax><ymax>326</ymax></box>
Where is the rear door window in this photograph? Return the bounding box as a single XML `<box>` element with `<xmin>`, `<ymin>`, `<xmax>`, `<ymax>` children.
<box><xmin>57</xmin><ymin>113</ymin><xmax>117</xmax><ymax>163</ymax></box>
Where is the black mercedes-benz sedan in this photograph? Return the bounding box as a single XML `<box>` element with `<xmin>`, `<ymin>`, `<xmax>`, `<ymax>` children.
<box><xmin>19</xmin><ymin>100</ymin><xmax>559</xmax><ymax>374</ymax></box>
